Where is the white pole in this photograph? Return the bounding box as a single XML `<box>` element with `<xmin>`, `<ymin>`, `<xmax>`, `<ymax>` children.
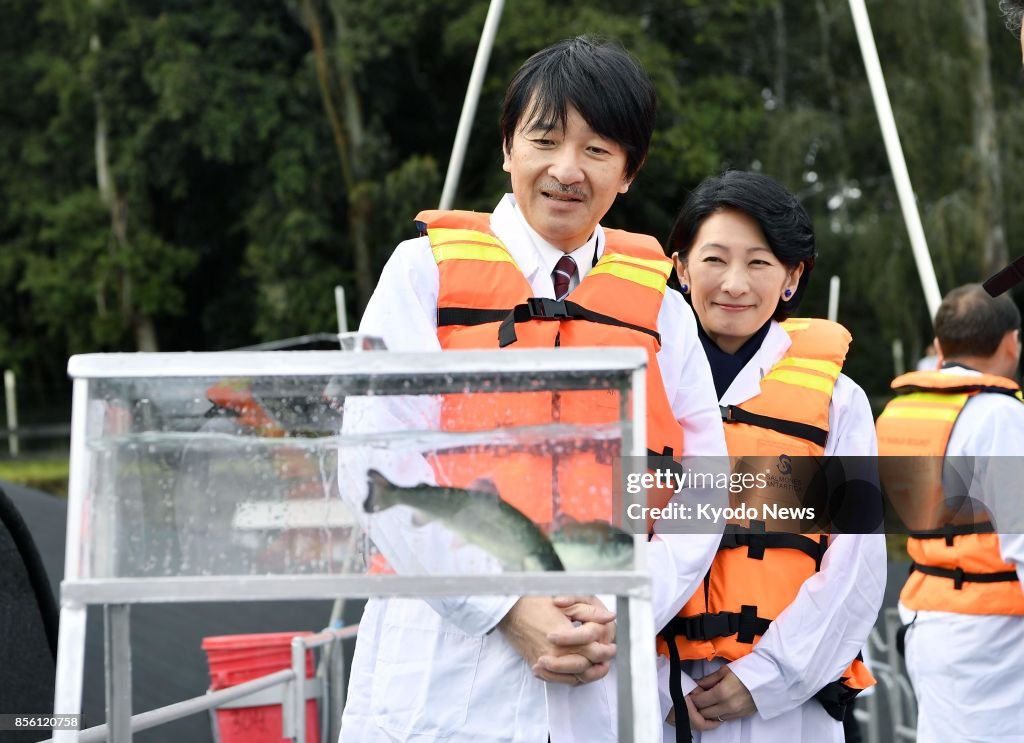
<box><xmin>827</xmin><ymin>275</ymin><xmax>841</xmax><ymax>322</ymax></box>
<box><xmin>438</xmin><ymin>0</ymin><xmax>506</xmax><ymax>210</ymax></box>
<box><xmin>4</xmin><ymin>369</ymin><xmax>18</xmax><ymax>457</ymax></box>
<box><xmin>847</xmin><ymin>0</ymin><xmax>942</xmax><ymax>320</ymax></box>
<box><xmin>892</xmin><ymin>338</ymin><xmax>906</xmax><ymax>378</ymax></box>
<box><xmin>334</xmin><ymin>285</ymin><xmax>348</xmax><ymax>334</ymax></box>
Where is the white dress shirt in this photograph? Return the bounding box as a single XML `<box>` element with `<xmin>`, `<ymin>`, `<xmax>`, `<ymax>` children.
<box><xmin>339</xmin><ymin>195</ymin><xmax>728</xmax><ymax>743</ymax></box>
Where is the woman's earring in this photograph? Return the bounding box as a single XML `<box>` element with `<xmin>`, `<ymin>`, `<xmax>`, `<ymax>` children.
<box><xmin>680</xmin><ymin>283</ymin><xmax>689</xmax><ymax>294</ymax></box>
<box><xmin>784</xmin><ymin>288</ymin><xmax>793</xmax><ymax>299</ymax></box>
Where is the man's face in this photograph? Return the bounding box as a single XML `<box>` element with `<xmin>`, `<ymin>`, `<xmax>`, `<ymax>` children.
<box><xmin>503</xmin><ymin>101</ymin><xmax>632</xmax><ymax>252</ymax></box>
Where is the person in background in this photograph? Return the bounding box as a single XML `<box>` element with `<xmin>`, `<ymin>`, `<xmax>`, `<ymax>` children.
<box><xmin>658</xmin><ymin>170</ymin><xmax>886</xmax><ymax>742</ymax></box>
<box><xmin>877</xmin><ymin>284</ymin><xmax>1024</xmax><ymax>743</ymax></box>
<box><xmin>338</xmin><ymin>36</ymin><xmax>728</xmax><ymax>743</ymax></box>
<box><xmin>915</xmin><ymin>345</ymin><xmax>940</xmax><ymax>371</ymax></box>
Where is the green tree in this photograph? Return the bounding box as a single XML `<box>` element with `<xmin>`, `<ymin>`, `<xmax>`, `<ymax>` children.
<box><xmin>2</xmin><ymin>0</ymin><xmax>1023</xmax><ymax>412</ymax></box>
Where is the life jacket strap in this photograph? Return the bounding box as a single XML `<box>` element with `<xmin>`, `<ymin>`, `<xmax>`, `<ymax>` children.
<box><xmin>658</xmin><ymin>613</ymin><xmax>866</xmax><ymax>723</ymax></box>
<box><xmin>720</xmin><ymin>405</ymin><xmax>829</xmax><ymax>447</ymax></box>
<box><xmin>664</xmin><ymin>638</ymin><xmax>692</xmax><ymax>743</ymax></box>
<box><xmin>719</xmin><ymin>521</ymin><xmax>830</xmax><ymax>569</ymax></box>
<box><xmin>437</xmin><ymin>307</ymin><xmax>513</xmax><ymax>327</ymax></box>
<box><xmin>909</xmin><ymin>562</ymin><xmax>1020</xmax><ymax>590</ymax></box>
<box><xmin>908</xmin><ymin>520</ymin><xmax>995</xmax><ymax>547</ymax></box>
<box><xmin>894</xmin><ymin>382</ymin><xmax>1022</xmax><ymax>398</ymax></box>
<box><xmin>647</xmin><ymin>447</ymin><xmax>681</xmax><ymax>475</ymax></box>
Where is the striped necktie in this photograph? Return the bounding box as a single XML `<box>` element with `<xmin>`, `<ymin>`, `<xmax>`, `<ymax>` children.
<box><xmin>552</xmin><ymin>255</ymin><xmax>577</xmax><ymax>301</ymax></box>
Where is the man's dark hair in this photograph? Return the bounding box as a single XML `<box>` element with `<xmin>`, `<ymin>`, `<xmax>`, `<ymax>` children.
<box><xmin>665</xmin><ymin>170</ymin><xmax>817</xmax><ymax>321</ymax></box>
<box><xmin>1000</xmin><ymin>0</ymin><xmax>1024</xmax><ymax>34</ymax></box>
<box><xmin>935</xmin><ymin>283</ymin><xmax>1021</xmax><ymax>358</ymax></box>
<box><xmin>500</xmin><ymin>36</ymin><xmax>656</xmax><ymax>181</ymax></box>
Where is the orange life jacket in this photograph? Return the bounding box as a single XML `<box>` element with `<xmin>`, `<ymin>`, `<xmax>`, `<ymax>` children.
<box><xmin>420</xmin><ymin>208</ymin><xmax>683</xmax><ymax>524</ymax></box>
<box><xmin>656</xmin><ymin>319</ymin><xmax>874</xmax><ymax>735</ymax></box>
<box><xmin>365</xmin><ymin>210</ymin><xmax>685</xmax><ymax>575</ymax></box>
<box><xmin>876</xmin><ymin>369</ymin><xmax>1024</xmax><ymax>615</ymax></box>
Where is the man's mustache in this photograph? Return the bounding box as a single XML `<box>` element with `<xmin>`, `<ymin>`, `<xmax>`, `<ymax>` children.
<box><xmin>539</xmin><ymin>182</ymin><xmax>587</xmax><ymax>199</ymax></box>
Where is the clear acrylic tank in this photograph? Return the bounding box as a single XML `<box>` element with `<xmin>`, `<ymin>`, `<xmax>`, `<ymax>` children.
<box><xmin>54</xmin><ymin>348</ymin><xmax>661</xmax><ymax>741</ymax></box>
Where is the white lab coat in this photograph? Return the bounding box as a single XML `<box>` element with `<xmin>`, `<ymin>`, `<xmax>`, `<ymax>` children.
<box><xmin>338</xmin><ymin>195</ymin><xmax>729</xmax><ymax>743</ymax></box>
<box><xmin>897</xmin><ymin>365</ymin><xmax>1024</xmax><ymax>743</ymax></box>
<box><xmin>660</xmin><ymin>320</ymin><xmax>888</xmax><ymax>743</ymax></box>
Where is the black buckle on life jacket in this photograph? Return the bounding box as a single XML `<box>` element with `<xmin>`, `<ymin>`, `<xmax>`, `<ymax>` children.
<box><xmin>498</xmin><ymin>299</ymin><xmax>575</xmax><ymax>347</ymax></box>
<box><xmin>667</xmin><ymin>605</ymin><xmax>769</xmax><ymax>644</ymax></box>
<box><xmin>667</xmin><ymin>611</ymin><xmax>730</xmax><ymax>641</ymax></box>
<box><xmin>498</xmin><ymin>298</ymin><xmax>662</xmax><ymax>348</ymax></box>
<box><xmin>526</xmin><ymin>297</ymin><xmax>569</xmax><ymax>319</ymax></box>
<box><xmin>696</xmin><ymin>612</ymin><xmax>733</xmax><ymax>640</ymax></box>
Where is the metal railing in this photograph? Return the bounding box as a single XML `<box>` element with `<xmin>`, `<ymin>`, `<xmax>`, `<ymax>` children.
<box><xmin>39</xmin><ymin>625</ymin><xmax>358</xmax><ymax>743</ymax></box>
<box><xmin>38</xmin><ymin>607</ymin><xmax>925</xmax><ymax>742</ymax></box>
<box><xmin>854</xmin><ymin>608</ymin><xmax>918</xmax><ymax>743</ymax></box>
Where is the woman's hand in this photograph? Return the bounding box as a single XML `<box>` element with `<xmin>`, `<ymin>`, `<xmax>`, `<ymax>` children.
<box><xmin>666</xmin><ymin>694</ymin><xmax>723</xmax><ymax>732</ymax></box>
<box><xmin>688</xmin><ymin>666</ymin><xmax>757</xmax><ymax>722</ymax></box>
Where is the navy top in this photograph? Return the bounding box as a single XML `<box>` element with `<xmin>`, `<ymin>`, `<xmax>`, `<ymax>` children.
<box><xmin>698</xmin><ymin>319</ymin><xmax>773</xmax><ymax>400</ymax></box>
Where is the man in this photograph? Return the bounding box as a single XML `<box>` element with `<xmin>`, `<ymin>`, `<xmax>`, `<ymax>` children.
<box><xmin>1001</xmin><ymin>0</ymin><xmax>1024</xmax><ymax>62</ymax></box>
<box><xmin>876</xmin><ymin>284</ymin><xmax>1024</xmax><ymax>742</ymax></box>
<box><xmin>338</xmin><ymin>37</ymin><xmax>727</xmax><ymax>742</ymax></box>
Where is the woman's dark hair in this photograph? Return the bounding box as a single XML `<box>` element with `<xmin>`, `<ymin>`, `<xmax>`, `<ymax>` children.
<box><xmin>935</xmin><ymin>283</ymin><xmax>1021</xmax><ymax>359</ymax></box>
<box><xmin>1000</xmin><ymin>0</ymin><xmax>1024</xmax><ymax>35</ymax></box>
<box><xmin>665</xmin><ymin>170</ymin><xmax>817</xmax><ymax>321</ymax></box>
<box><xmin>500</xmin><ymin>36</ymin><xmax>656</xmax><ymax>181</ymax></box>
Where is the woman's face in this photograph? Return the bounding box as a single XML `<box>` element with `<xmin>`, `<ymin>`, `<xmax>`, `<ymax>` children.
<box><xmin>674</xmin><ymin>208</ymin><xmax>803</xmax><ymax>354</ymax></box>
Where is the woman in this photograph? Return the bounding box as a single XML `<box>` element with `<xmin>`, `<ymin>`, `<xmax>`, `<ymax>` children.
<box><xmin>656</xmin><ymin>171</ymin><xmax>886</xmax><ymax>743</ymax></box>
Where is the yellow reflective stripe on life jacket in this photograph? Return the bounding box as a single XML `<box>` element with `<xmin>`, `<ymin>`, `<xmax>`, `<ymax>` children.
<box><xmin>762</xmin><ymin>367</ymin><xmax>837</xmax><ymax>396</ymax></box>
<box><xmin>892</xmin><ymin>392</ymin><xmax>971</xmax><ymax>407</ymax></box>
<box><xmin>780</xmin><ymin>319</ymin><xmax>812</xmax><ymax>333</ymax></box>
<box><xmin>429</xmin><ymin>228</ymin><xmax>519</xmax><ymax>266</ymax></box>
<box><xmin>588</xmin><ymin>261</ymin><xmax>667</xmax><ymax>293</ymax></box>
<box><xmin>429</xmin><ymin>228</ymin><xmax>505</xmax><ymax>249</ymax></box>
<box><xmin>879</xmin><ymin>393</ymin><xmax>969</xmax><ymax>422</ymax></box>
<box><xmin>598</xmin><ymin>252</ymin><xmax>673</xmax><ymax>279</ymax></box>
<box><xmin>881</xmin><ymin>406</ymin><xmax>962</xmax><ymax>422</ymax></box>
<box><xmin>773</xmin><ymin>356</ymin><xmax>842</xmax><ymax>379</ymax></box>
<box><xmin>432</xmin><ymin>242</ymin><xmax>519</xmax><ymax>265</ymax></box>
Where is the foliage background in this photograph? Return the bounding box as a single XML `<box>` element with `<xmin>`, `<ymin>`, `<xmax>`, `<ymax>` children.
<box><xmin>2</xmin><ymin>0</ymin><xmax>1023</xmax><ymax>420</ymax></box>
